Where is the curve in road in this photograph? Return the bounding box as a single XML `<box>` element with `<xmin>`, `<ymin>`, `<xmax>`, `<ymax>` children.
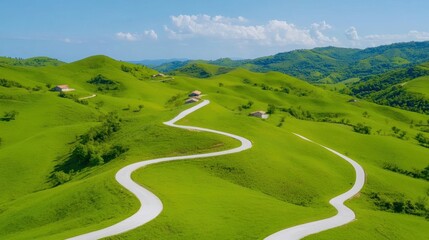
<box><xmin>264</xmin><ymin>133</ymin><xmax>365</xmax><ymax>240</ymax></box>
<box><xmin>68</xmin><ymin>100</ymin><xmax>252</xmax><ymax>240</ymax></box>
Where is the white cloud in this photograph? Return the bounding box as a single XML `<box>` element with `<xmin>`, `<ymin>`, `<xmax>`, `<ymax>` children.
<box><xmin>311</xmin><ymin>21</ymin><xmax>338</xmax><ymax>44</ymax></box>
<box><xmin>166</xmin><ymin>14</ymin><xmax>337</xmax><ymax>47</ymax></box>
<box><xmin>364</xmin><ymin>30</ymin><xmax>429</xmax><ymax>42</ymax></box>
<box><xmin>116</xmin><ymin>30</ymin><xmax>159</xmax><ymax>41</ymax></box>
<box><xmin>144</xmin><ymin>29</ymin><xmax>158</xmax><ymax>40</ymax></box>
<box><xmin>345</xmin><ymin>27</ymin><xmax>359</xmax><ymax>40</ymax></box>
<box><xmin>344</xmin><ymin>28</ymin><xmax>429</xmax><ymax>47</ymax></box>
<box><xmin>116</xmin><ymin>32</ymin><xmax>139</xmax><ymax>41</ymax></box>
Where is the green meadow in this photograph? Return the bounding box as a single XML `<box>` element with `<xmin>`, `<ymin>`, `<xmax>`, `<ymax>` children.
<box><xmin>0</xmin><ymin>57</ymin><xmax>428</xmax><ymax>239</ymax></box>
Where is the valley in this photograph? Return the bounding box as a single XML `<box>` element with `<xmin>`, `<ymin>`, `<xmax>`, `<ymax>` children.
<box><xmin>1</xmin><ymin>48</ymin><xmax>429</xmax><ymax>239</ymax></box>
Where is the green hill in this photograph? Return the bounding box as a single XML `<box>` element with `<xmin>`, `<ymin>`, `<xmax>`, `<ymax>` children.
<box><xmin>0</xmin><ymin>56</ymin><xmax>65</xmax><ymax>67</ymax></box>
<box><xmin>155</xmin><ymin>41</ymin><xmax>429</xmax><ymax>83</ymax></box>
<box><xmin>0</xmin><ymin>56</ymin><xmax>428</xmax><ymax>240</ymax></box>
<box><xmin>349</xmin><ymin>61</ymin><xmax>429</xmax><ymax>114</ymax></box>
<box><xmin>171</xmin><ymin>62</ymin><xmax>234</xmax><ymax>78</ymax></box>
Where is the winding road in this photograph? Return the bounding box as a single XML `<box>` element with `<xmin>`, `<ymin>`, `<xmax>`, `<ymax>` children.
<box><xmin>68</xmin><ymin>100</ymin><xmax>365</xmax><ymax>240</ymax></box>
<box><xmin>67</xmin><ymin>100</ymin><xmax>252</xmax><ymax>240</ymax></box>
<box><xmin>264</xmin><ymin>133</ymin><xmax>365</xmax><ymax>240</ymax></box>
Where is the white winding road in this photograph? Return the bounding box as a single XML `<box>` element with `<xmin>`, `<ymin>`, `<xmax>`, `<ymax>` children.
<box><xmin>264</xmin><ymin>133</ymin><xmax>365</xmax><ymax>240</ymax></box>
<box><xmin>67</xmin><ymin>100</ymin><xmax>252</xmax><ymax>240</ymax></box>
<box><xmin>68</xmin><ymin>100</ymin><xmax>365</xmax><ymax>240</ymax></box>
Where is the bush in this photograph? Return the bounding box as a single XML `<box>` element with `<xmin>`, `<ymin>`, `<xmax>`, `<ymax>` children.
<box><xmin>1</xmin><ymin>110</ymin><xmax>19</xmax><ymax>121</ymax></box>
<box><xmin>52</xmin><ymin>171</ymin><xmax>71</xmax><ymax>186</ymax></box>
<box><xmin>415</xmin><ymin>133</ymin><xmax>429</xmax><ymax>148</ymax></box>
<box><xmin>267</xmin><ymin>104</ymin><xmax>276</xmax><ymax>114</ymax></box>
<box><xmin>353</xmin><ymin>123</ymin><xmax>372</xmax><ymax>134</ymax></box>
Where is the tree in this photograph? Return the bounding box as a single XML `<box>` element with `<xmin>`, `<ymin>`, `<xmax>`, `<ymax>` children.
<box><xmin>2</xmin><ymin>110</ymin><xmax>19</xmax><ymax>121</ymax></box>
<box><xmin>353</xmin><ymin>123</ymin><xmax>372</xmax><ymax>134</ymax></box>
<box><xmin>267</xmin><ymin>104</ymin><xmax>276</xmax><ymax>114</ymax></box>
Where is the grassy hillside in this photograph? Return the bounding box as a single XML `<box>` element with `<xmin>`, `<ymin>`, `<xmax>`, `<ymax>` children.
<box><xmin>171</xmin><ymin>62</ymin><xmax>234</xmax><ymax>78</ymax></box>
<box><xmin>0</xmin><ymin>57</ymin><xmax>428</xmax><ymax>239</ymax></box>
<box><xmin>0</xmin><ymin>56</ymin><xmax>65</xmax><ymax>67</ymax></box>
<box><xmin>155</xmin><ymin>41</ymin><xmax>429</xmax><ymax>83</ymax></box>
<box><xmin>348</xmin><ymin>61</ymin><xmax>429</xmax><ymax>114</ymax></box>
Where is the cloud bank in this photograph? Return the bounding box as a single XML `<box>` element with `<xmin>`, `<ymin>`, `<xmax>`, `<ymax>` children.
<box><xmin>164</xmin><ymin>14</ymin><xmax>337</xmax><ymax>46</ymax></box>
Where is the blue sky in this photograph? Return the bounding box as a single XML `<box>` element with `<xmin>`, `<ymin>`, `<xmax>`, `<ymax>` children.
<box><xmin>1</xmin><ymin>0</ymin><xmax>429</xmax><ymax>61</ymax></box>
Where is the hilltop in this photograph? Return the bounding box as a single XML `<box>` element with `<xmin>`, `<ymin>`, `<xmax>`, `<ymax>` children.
<box><xmin>150</xmin><ymin>41</ymin><xmax>429</xmax><ymax>83</ymax></box>
<box><xmin>0</xmin><ymin>55</ymin><xmax>428</xmax><ymax>240</ymax></box>
<box><xmin>0</xmin><ymin>56</ymin><xmax>65</xmax><ymax>67</ymax></box>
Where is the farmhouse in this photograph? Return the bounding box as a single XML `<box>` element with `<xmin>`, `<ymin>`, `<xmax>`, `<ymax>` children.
<box><xmin>185</xmin><ymin>97</ymin><xmax>200</xmax><ymax>104</ymax></box>
<box><xmin>53</xmin><ymin>84</ymin><xmax>75</xmax><ymax>92</ymax></box>
<box><xmin>189</xmin><ymin>90</ymin><xmax>202</xmax><ymax>97</ymax></box>
<box><xmin>151</xmin><ymin>73</ymin><xmax>166</xmax><ymax>78</ymax></box>
<box><xmin>249</xmin><ymin>111</ymin><xmax>269</xmax><ymax>119</ymax></box>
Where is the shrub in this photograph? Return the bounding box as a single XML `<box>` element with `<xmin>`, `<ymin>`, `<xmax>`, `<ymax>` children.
<box><xmin>353</xmin><ymin>123</ymin><xmax>372</xmax><ymax>134</ymax></box>
<box><xmin>52</xmin><ymin>171</ymin><xmax>71</xmax><ymax>186</ymax></box>
<box><xmin>1</xmin><ymin>110</ymin><xmax>19</xmax><ymax>121</ymax></box>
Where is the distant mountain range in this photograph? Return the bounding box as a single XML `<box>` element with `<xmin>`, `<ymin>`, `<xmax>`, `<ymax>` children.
<box><xmin>135</xmin><ymin>41</ymin><xmax>429</xmax><ymax>83</ymax></box>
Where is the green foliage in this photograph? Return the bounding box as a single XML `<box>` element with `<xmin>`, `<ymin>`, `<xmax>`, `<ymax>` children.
<box><xmin>157</xmin><ymin>41</ymin><xmax>429</xmax><ymax>82</ymax></box>
<box><xmin>1</xmin><ymin>110</ymin><xmax>19</xmax><ymax>121</ymax></box>
<box><xmin>415</xmin><ymin>133</ymin><xmax>429</xmax><ymax>148</ymax></box>
<box><xmin>0</xmin><ymin>56</ymin><xmax>64</xmax><ymax>67</ymax></box>
<box><xmin>368</xmin><ymin>191</ymin><xmax>428</xmax><ymax>218</ymax></box>
<box><xmin>51</xmin><ymin>171</ymin><xmax>71</xmax><ymax>186</ymax></box>
<box><xmin>87</xmin><ymin>74</ymin><xmax>121</xmax><ymax>91</ymax></box>
<box><xmin>165</xmin><ymin>93</ymin><xmax>184</xmax><ymax>107</ymax></box>
<box><xmin>62</xmin><ymin>112</ymin><xmax>128</xmax><ymax>172</ymax></box>
<box><xmin>267</xmin><ymin>104</ymin><xmax>276</xmax><ymax>114</ymax></box>
<box><xmin>241</xmin><ymin>100</ymin><xmax>253</xmax><ymax>109</ymax></box>
<box><xmin>353</xmin><ymin>123</ymin><xmax>372</xmax><ymax>134</ymax></box>
<box><xmin>383</xmin><ymin>162</ymin><xmax>429</xmax><ymax>181</ymax></box>
<box><xmin>0</xmin><ymin>78</ymin><xmax>26</xmax><ymax>89</ymax></box>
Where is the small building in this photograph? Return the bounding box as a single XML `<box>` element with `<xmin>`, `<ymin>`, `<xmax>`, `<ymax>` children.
<box><xmin>348</xmin><ymin>99</ymin><xmax>358</xmax><ymax>103</ymax></box>
<box><xmin>189</xmin><ymin>90</ymin><xmax>202</xmax><ymax>97</ymax></box>
<box><xmin>185</xmin><ymin>97</ymin><xmax>200</xmax><ymax>104</ymax></box>
<box><xmin>151</xmin><ymin>73</ymin><xmax>166</xmax><ymax>78</ymax></box>
<box><xmin>249</xmin><ymin>111</ymin><xmax>269</xmax><ymax>119</ymax></box>
<box><xmin>53</xmin><ymin>84</ymin><xmax>75</xmax><ymax>92</ymax></box>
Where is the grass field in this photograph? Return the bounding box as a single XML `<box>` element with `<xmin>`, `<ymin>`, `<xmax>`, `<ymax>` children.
<box><xmin>0</xmin><ymin>57</ymin><xmax>428</xmax><ymax>239</ymax></box>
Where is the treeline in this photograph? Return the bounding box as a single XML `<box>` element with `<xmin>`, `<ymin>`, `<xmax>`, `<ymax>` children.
<box><xmin>51</xmin><ymin>112</ymin><xmax>128</xmax><ymax>186</ymax></box>
<box><xmin>0</xmin><ymin>78</ymin><xmax>43</xmax><ymax>91</ymax></box>
<box><xmin>72</xmin><ymin>112</ymin><xmax>127</xmax><ymax>166</ymax></box>
<box><xmin>383</xmin><ymin>162</ymin><xmax>429</xmax><ymax>181</ymax></box>
<box><xmin>350</xmin><ymin>66</ymin><xmax>429</xmax><ymax>97</ymax></box>
<box><xmin>368</xmin><ymin>191</ymin><xmax>429</xmax><ymax>220</ymax></box>
<box><xmin>370</xmin><ymin>86</ymin><xmax>429</xmax><ymax>114</ymax></box>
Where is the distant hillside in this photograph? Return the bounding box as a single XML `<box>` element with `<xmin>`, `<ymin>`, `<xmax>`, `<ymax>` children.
<box><xmin>171</xmin><ymin>62</ymin><xmax>234</xmax><ymax>78</ymax></box>
<box><xmin>349</xmin><ymin>61</ymin><xmax>429</xmax><ymax>114</ymax></box>
<box><xmin>130</xmin><ymin>58</ymin><xmax>188</xmax><ymax>68</ymax></box>
<box><xmin>155</xmin><ymin>41</ymin><xmax>429</xmax><ymax>83</ymax></box>
<box><xmin>0</xmin><ymin>56</ymin><xmax>65</xmax><ymax>67</ymax></box>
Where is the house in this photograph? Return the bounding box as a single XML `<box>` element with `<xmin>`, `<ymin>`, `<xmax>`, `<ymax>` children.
<box><xmin>189</xmin><ymin>90</ymin><xmax>202</xmax><ymax>97</ymax></box>
<box><xmin>151</xmin><ymin>73</ymin><xmax>166</xmax><ymax>78</ymax></box>
<box><xmin>185</xmin><ymin>97</ymin><xmax>200</xmax><ymax>104</ymax></box>
<box><xmin>249</xmin><ymin>111</ymin><xmax>269</xmax><ymax>119</ymax></box>
<box><xmin>53</xmin><ymin>84</ymin><xmax>75</xmax><ymax>92</ymax></box>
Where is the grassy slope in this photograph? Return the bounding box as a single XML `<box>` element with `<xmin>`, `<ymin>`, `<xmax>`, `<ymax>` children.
<box><xmin>115</xmin><ymin>68</ymin><xmax>429</xmax><ymax>239</ymax></box>
<box><xmin>0</xmin><ymin>59</ymin><xmax>428</xmax><ymax>239</ymax></box>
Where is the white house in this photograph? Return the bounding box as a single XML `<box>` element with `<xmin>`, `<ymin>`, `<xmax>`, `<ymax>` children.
<box><xmin>53</xmin><ymin>85</ymin><xmax>75</xmax><ymax>92</ymax></box>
